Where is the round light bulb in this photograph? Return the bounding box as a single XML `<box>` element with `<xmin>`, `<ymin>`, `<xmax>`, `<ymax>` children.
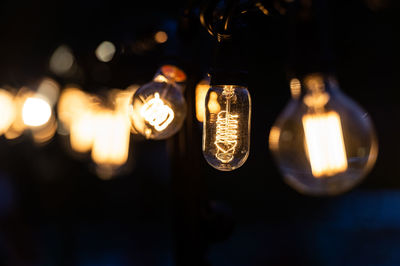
<box><xmin>130</xmin><ymin>65</ymin><xmax>187</xmax><ymax>140</ymax></box>
<box><xmin>269</xmin><ymin>74</ymin><xmax>378</xmax><ymax>195</ymax></box>
<box><xmin>203</xmin><ymin>85</ymin><xmax>251</xmax><ymax>171</ymax></box>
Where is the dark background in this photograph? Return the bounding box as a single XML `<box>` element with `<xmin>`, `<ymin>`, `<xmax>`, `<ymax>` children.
<box><xmin>1</xmin><ymin>0</ymin><xmax>400</xmax><ymax>265</ymax></box>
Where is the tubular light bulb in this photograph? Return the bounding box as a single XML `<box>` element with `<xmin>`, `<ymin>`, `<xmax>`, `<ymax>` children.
<box><xmin>203</xmin><ymin>85</ymin><xmax>251</xmax><ymax>171</ymax></box>
<box><xmin>269</xmin><ymin>74</ymin><xmax>378</xmax><ymax>195</ymax></box>
<box><xmin>130</xmin><ymin>65</ymin><xmax>187</xmax><ymax>140</ymax></box>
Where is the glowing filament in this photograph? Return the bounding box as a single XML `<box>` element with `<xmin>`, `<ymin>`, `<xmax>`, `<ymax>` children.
<box><xmin>302</xmin><ymin>111</ymin><xmax>348</xmax><ymax>177</ymax></box>
<box><xmin>140</xmin><ymin>93</ymin><xmax>174</xmax><ymax>131</ymax></box>
<box><xmin>214</xmin><ymin>111</ymin><xmax>239</xmax><ymax>163</ymax></box>
<box><xmin>214</xmin><ymin>86</ymin><xmax>239</xmax><ymax>164</ymax></box>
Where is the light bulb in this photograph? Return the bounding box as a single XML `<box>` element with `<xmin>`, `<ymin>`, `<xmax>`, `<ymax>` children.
<box><xmin>269</xmin><ymin>74</ymin><xmax>378</xmax><ymax>195</ymax></box>
<box><xmin>203</xmin><ymin>84</ymin><xmax>251</xmax><ymax>171</ymax></box>
<box><xmin>22</xmin><ymin>96</ymin><xmax>52</xmax><ymax>127</ymax></box>
<box><xmin>0</xmin><ymin>89</ymin><xmax>16</xmax><ymax>135</ymax></box>
<box><xmin>195</xmin><ymin>77</ymin><xmax>211</xmax><ymax>122</ymax></box>
<box><xmin>130</xmin><ymin>65</ymin><xmax>187</xmax><ymax>140</ymax></box>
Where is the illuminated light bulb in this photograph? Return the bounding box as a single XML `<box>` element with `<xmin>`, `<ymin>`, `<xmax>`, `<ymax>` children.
<box><xmin>70</xmin><ymin>111</ymin><xmax>96</xmax><ymax>153</ymax></box>
<box><xmin>195</xmin><ymin>78</ymin><xmax>211</xmax><ymax>122</ymax></box>
<box><xmin>22</xmin><ymin>96</ymin><xmax>52</xmax><ymax>127</ymax></box>
<box><xmin>130</xmin><ymin>65</ymin><xmax>187</xmax><ymax>140</ymax></box>
<box><xmin>0</xmin><ymin>89</ymin><xmax>16</xmax><ymax>135</ymax></box>
<box><xmin>58</xmin><ymin>87</ymin><xmax>91</xmax><ymax>131</ymax></box>
<box><xmin>269</xmin><ymin>73</ymin><xmax>378</xmax><ymax>195</ymax></box>
<box><xmin>140</xmin><ymin>92</ymin><xmax>175</xmax><ymax>131</ymax></box>
<box><xmin>203</xmin><ymin>84</ymin><xmax>251</xmax><ymax>171</ymax></box>
<box><xmin>91</xmin><ymin>111</ymin><xmax>130</xmax><ymax>166</ymax></box>
<box><xmin>3</xmin><ymin>88</ymin><xmax>30</xmax><ymax>140</ymax></box>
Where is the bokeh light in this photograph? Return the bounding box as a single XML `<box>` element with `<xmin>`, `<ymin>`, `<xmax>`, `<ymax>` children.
<box><xmin>195</xmin><ymin>78</ymin><xmax>210</xmax><ymax>122</ymax></box>
<box><xmin>0</xmin><ymin>89</ymin><xmax>16</xmax><ymax>135</ymax></box>
<box><xmin>49</xmin><ymin>45</ymin><xmax>75</xmax><ymax>76</ymax></box>
<box><xmin>154</xmin><ymin>31</ymin><xmax>168</xmax><ymax>44</ymax></box>
<box><xmin>22</xmin><ymin>97</ymin><xmax>52</xmax><ymax>127</ymax></box>
<box><xmin>95</xmin><ymin>41</ymin><xmax>116</xmax><ymax>62</ymax></box>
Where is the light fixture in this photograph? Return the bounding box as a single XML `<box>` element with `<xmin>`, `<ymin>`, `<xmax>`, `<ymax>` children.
<box><xmin>202</xmin><ymin>71</ymin><xmax>251</xmax><ymax>171</ymax></box>
<box><xmin>130</xmin><ymin>65</ymin><xmax>187</xmax><ymax>140</ymax></box>
<box><xmin>269</xmin><ymin>73</ymin><xmax>378</xmax><ymax>195</ymax></box>
<box><xmin>195</xmin><ymin>77</ymin><xmax>211</xmax><ymax>123</ymax></box>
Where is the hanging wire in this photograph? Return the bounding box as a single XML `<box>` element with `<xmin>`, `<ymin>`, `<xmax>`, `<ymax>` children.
<box><xmin>199</xmin><ymin>0</ymin><xmax>293</xmax><ymax>41</ymax></box>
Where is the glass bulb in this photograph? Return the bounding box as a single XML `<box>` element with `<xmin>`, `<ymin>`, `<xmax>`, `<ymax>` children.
<box><xmin>269</xmin><ymin>74</ymin><xmax>378</xmax><ymax>195</ymax></box>
<box><xmin>203</xmin><ymin>85</ymin><xmax>251</xmax><ymax>171</ymax></box>
<box><xmin>130</xmin><ymin>65</ymin><xmax>187</xmax><ymax>140</ymax></box>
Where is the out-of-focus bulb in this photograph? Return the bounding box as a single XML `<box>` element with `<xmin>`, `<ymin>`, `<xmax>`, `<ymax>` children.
<box><xmin>0</xmin><ymin>89</ymin><xmax>16</xmax><ymax>135</ymax></box>
<box><xmin>22</xmin><ymin>96</ymin><xmax>52</xmax><ymax>127</ymax></box>
<box><xmin>269</xmin><ymin>73</ymin><xmax>378</xmax><ymax>195</ymax></box>
<box><xmin>130</xmin><ymin>65</ymin><xmax>187</xmax><ymax>140</ymax></box>
<box><xmin>195</xmin><ymin>78</ymin><xmax>211</xmax><ymax>122</ymax></box>
<box><xmin>203</xmin><ymin>84</ymin><xmax>251</xmax><ymax>171</ymax></box>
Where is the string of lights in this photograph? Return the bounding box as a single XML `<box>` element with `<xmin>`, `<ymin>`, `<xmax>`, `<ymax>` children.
<box><xmin>0</xmin><ymin>0</ymin><xmax>380</xmax><ymax>193</ymax></box>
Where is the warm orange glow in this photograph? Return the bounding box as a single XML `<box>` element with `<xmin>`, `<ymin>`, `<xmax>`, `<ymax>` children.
<box><xmin>207</xmin><ymin>91</ymin><xmax>221</xmax><ymax>114</ymax></box>
<box><xmin>303</xmin><ymin>111</ymin><xmax>348</xmax><ymax>177</ymax></box>
<box><xmin>32</xmin><ymin>116</ymin><xmax>57</xmax><ymax>144</ymax></box>
<box><xmin>214</xmin><ymin>86</ymin><xmax>238</xmax><ymax>163</ymax></box>
<box><xmin>57</xmin><ymin>85</ymin><xmax>134</xmax><ymax>177</ymax></box>
<box><xmin>195</xmin><ymin>80</ymin><xmax>210</xmax><ymax>122</ymax></box>
<box><xmin>22</xmin><ymin>96</ymin><xmax>52</xmax><ymax>127</ymax></box>
<box><xmin>91</xmin><ymin>111</ymin><xmax>130</xmax><ymax>166</ymax></box>
<box><xmin>215</xmin><ymin>111</ymin><xmax>239</xmax><ymax>163</ymax></box>
<box><xmin>70</xmin><ymin>111</ymin><xmax>96</xmax><ymax>153</ymax></box>
<box><xmin>0</xmin><ymin>89</ymin><xmax>16</xmax><ymax>135</ymax></box>
<box><xmin>140</xmin><ymin>93</ymin><xmax>174</xmax><ymax>132</ymax></box>
<box><xmin>268</xmin><ymin>126</ymin><xmax>281</xmax><ymax>152</ymax></box>
<box><xmin>58</xmin><ymin>87</ymin><xmax>91</xmax><ymax>130</ymax></box>
<box><xmin>256</xmin><ymin>2</ymin><xmax>269</xmax><ymax>15</ymax></box>
<box><xmin>154</xmin><ymin>31</ymin><xmax>168</xmax><ymax>43</ymax></box>
<box><xmin>4</xmin><ymin>89</ymin><xmax>29</xmax><ymax>140</ymax></box>
<box><xmin>160</xmin><ymin>65</ymin><xmax>186</xmax><ymax>83</ymax></box>
<box><xmin>290</xmin><ymin>78</ymin><xmax>301</xmax><ymax>99</ymax></box>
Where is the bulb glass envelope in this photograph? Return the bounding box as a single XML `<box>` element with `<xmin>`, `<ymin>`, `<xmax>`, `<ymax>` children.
<box><xmin>269</xmin><ymin>74</ymin><xmax>378</xmax><ymax>195</ymax></box>
<box><xmin>130</xmin><ymin>65</ymin><xmax>187</xmax><ymax>140</ymax></box>
<box><xmin>203</xmin><ymin>85</ymin><xmax>251</xmax><ymax>171</ymax></box>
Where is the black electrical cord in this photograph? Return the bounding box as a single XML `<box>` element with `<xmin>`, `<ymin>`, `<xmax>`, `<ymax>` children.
<box><xmin>199</xmin><ymin>0</ymin><xmax>293</xmax><ymax>41</ymax></box>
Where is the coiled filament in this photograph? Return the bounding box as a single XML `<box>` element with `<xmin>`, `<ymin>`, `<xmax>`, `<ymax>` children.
<box><xmin>214</xmin><ymin>110</ymin><xmax>239</xmax><ymax>163</ymax></box>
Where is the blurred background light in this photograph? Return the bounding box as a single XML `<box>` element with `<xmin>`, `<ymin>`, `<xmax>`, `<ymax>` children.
<box><xmin>49</xmin><ymin>45</ymin><xmax>75</xmax><ymax>76</ymax></box>
<box><xmin>195</xmin><ymin>78</ymin><xmax>210</xmax><ymax>122</ymax></box>
<box><xmin>22</xmin><ymin>96</ymin><xmax>52</xmax><ymax>127</ymax></box>
<box><xmin>37</xmin><ymin>78</ymin><xmax>60</xmax><ymax>106</ymax></box>
<box><xmin>154</xmin><ymin>31</ymin><xmax>168</xmax><ymax>44</ymax></box>
<box><xmin>0</xmin><ymin>89</ymin><xmax>16</xmax><ymax>135</ymax></box>
<box><xmin>95</xmin><ymin>41</ymin><xmax>116</xmax><ymax>62</ymax></box>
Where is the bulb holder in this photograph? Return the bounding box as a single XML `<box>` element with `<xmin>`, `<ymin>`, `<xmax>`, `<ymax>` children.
<box><xmin>153</xmin><ymin>64</ymin><xmax>187</xmax><ymax>92</ymax></box>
